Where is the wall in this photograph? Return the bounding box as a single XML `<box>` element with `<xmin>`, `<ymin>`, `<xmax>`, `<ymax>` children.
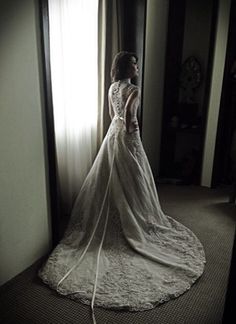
<box><xmin>201</xmin><ymin>0</ymin><xmax>231</xmax><ymax>187</ymax></box>
<box><xmin>181</xmin><ymin>0</ymin><xmax>213</xmax><ymax>114</ymax></box>
<box><xmin>143</xmin><ymin>0</ymin><xmax>231</xmax><ymax>186</ymax></box>
<box><xmin>142</xmin><ymin>0</ymin><xmax>169</xmax><ymax>178</ymax></box>
<box><xmin>0</xmin><ymin>0</ymin><xmax>51</xmax><ymax>285</ymax></box>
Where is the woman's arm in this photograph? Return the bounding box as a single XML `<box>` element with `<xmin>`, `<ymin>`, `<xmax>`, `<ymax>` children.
<box><xmin>125</xmin><ymin>88</ymin><xmax>140</xmax><ymax>133</ymax></box>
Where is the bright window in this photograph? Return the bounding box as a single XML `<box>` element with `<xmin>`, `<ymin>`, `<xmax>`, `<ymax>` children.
<box><xmin>48</xmin><ymin>0</ymin><xmax>99</xmax><ymax>139</ymax></box>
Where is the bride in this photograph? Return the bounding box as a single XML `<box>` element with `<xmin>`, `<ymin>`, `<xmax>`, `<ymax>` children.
<box><xmin>38</xmin><ymin>51</ymin><xmax>206</xmax><ymax>324</ymax></box>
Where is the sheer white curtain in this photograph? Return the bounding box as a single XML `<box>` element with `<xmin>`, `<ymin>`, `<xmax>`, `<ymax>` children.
<box><xmin>48</xmin><ymin>0</ymin><xmax>99</xmax><ymax>212</ymax></box>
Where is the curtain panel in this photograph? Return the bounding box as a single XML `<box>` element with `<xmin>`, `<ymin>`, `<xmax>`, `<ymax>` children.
<box><xmin>46</xmin><ymin>0</ymin><xmax>146</xmax><ymax>229</ymax></box>
<box><xmin>48</xmin><ymin>0</ymin><xmax>122</xmax><ymax>218</ymax></box>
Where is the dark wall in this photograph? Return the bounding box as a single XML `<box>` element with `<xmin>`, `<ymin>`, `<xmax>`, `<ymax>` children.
<box><xmin>212</xmin><ymin>0</ymin><xmax>236</xmax><ymax>186</ymax></box>
<box><xmin>119</xmin><ymin>0</ymin><xmax>147</xmax><ymax>127</ymax></box>
<box><xmin>119</xmin><ymin>0</ymin><xmax>146</xmax><ymax>86</ymax></box>
<box><xmin>159</xmin><ymin>0</ymin><xmax>218</xmax><ymax>184</ymax></box>
<box><xmin>159</xmin><ymin>0</ymin><xmax>186</xmax><ymax>177</ymax></box>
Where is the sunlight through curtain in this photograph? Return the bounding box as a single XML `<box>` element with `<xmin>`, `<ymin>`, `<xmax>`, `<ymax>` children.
<box><xmin>48</xmin><ymin>0</ymin><xmax>99</xmax><ymax>212</ymax></box>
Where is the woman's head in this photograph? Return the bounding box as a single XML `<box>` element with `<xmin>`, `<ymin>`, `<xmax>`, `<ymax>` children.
<box><xmin>110</xmin><ymin>51</ymin><xmax>138</xmax><ymax>82</ymax></box>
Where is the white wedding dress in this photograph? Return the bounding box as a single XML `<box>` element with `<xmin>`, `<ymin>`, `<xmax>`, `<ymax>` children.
<box><xmin>38</xmin><ymin>80</ymin><xmax>206</xmax><ymax>323</ymax></box>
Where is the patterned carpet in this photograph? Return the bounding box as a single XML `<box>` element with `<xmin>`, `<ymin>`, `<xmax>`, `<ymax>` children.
<box><xmin>0</xmin><ymin>184</ymin><xmax>235</xmax><ymax>324</ymax></box>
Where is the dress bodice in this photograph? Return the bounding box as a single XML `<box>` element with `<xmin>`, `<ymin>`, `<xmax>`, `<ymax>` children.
<box><xmin>109</xmin><ymin>80</ymin><xmax>139</xmax><ymax>119</ymax></box>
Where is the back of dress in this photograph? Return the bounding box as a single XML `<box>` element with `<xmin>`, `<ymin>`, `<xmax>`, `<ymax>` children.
<box><xmin>108</xmin><ymin>80</ymin><xmax>139</xmax><ymax>132</ymax></box>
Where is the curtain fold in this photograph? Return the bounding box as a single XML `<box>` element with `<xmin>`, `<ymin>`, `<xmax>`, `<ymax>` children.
<box><xmin>98</xmin><ymin>0</ymin><xmax>146</xmax><ymax>140</ymax></box>
<box><xmin>97</xmin><ymin>0</ymin><xmax>122</xmax><ymax>143</ymax></box>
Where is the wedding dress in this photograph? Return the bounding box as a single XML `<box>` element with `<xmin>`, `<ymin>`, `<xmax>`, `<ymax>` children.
<box><xmin>38</xmin><ymin>79</ymin><xmax>206</xmax><ymax>323</ymax></box>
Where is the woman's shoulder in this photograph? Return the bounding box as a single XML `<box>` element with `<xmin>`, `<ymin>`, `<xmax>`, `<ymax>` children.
<box><xmin>108</xmin><ymin>82</ymin><xmax>116</xmax><ymax>97</ymax></box>
<box><xmin>108</xmin><ymin>81</ymin><xmax>140</xmax><ymax>96</ymax></box>
<box><xmin>119</xmin><ymin>81</ymin><xmax>139</xmax><ymax>93</ymax></box>
<box><xmin>108</xmin><ymin>81</ymin><xmax>119</xmax><ymax>93</ymax></box>
<box><xmin>127</xmin><ymin>83</ymin><xmax>140</xmax><ymax>97</ymax></box>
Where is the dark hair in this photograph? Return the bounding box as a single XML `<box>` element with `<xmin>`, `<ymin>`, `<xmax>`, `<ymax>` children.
<box><xmin>110</xmin><ymin>51</ymin><xmax>138</xmax><ymax>82</ymax></box>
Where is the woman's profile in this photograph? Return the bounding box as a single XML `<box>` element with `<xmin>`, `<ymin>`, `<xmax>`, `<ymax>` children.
<box><xmin>39</xmin><ymin>51</ymin><xmax>206</xmax><ymax>324</ymax></box>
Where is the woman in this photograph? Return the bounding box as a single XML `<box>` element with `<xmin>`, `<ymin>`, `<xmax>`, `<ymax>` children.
<box><xmin>39</xmin><ymin>51</ymin><xmax>206</xmax><ymax>324</ymax></box>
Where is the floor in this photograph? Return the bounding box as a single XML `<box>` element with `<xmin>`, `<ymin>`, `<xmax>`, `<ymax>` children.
<box><xmin>0</xmin><ymin>184</ymin><xmax>235</xmax><ymax>324</ymax></box>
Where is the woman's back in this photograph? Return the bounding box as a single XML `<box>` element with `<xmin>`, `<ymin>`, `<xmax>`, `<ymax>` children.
<box><xmin>109</xmin><ymin>80</ymin><xmax>138</xmax><ymax>114</ymax></box>
<box><xmin>109</xmin><ymin>80</ymin><xmax>139</xmax><ymax>133</ymax></box>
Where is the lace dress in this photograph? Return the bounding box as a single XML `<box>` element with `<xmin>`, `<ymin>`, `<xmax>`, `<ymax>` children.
<box><xmin>38</xmin><ymin>80</ymin><xmax>206</xmax><ymax>323</ymax></box>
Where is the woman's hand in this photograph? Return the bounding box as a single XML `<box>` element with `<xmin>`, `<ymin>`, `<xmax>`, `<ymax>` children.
<box><xmin>127</xmin><ymin>120</ymin><xmax>139</xmax><ymax>134</ymax></box>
